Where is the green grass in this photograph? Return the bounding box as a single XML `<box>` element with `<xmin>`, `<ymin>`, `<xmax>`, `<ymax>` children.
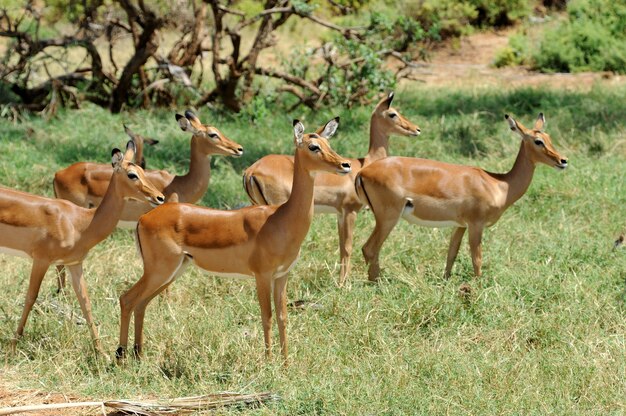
<box><xmin>1</xmin><ymin>83</ymin><xmax>625</xmax><ymax>414</ymax></box>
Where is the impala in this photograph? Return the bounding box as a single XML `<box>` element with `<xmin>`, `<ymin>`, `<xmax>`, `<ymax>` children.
<box><xmin>53</xmin><ymin>110</ymin><xmax>243</xmax><ymax>227</ymax></box>
<box><xmin>117</xmin><ymin>118</ymin><xmax>351</xmax><ymax>361</ymax></box>
<box><xmin>243</xmin><ymin>92</ymin><xmax>420</xmax><ymax>284</ymax></box>
<box><xmin>355</xmin><ymin>113</ymin><xmax>568</xmax><ymax>280</ymax></box>
<box><xmin>1</xmin><ymin>141</ymin><xmax>164</xmax><ymax>353</ymax></box>
<box><xmin>53</xmin><ymin>111</ymin><xmax>242</xmax><ymax>291</ymax></box>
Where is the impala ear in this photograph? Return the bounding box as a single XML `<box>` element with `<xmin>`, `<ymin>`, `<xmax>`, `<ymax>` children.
<box><xmin>505</xmin><ymin>114</ymin><xmax>523</xmax><ymax>135</ymax></box>
<box><xmin>534</xmin><ymin>112</ymin><xmax>545</xmax><ymax>131</ymax></box>
<box><xmin>385</xmin><ymin>91</ymin><xmax>394</xmax><ymax>109</ymax></box>
<box><xmin>123</xmin><ymin>124</ymin><xmax>136</xmax><ymax>139</ymax></box>
<box><xmin>111</xmin><ymin>148</ymin><xmax>124</xmax><ymax>168</ymax></box>
<box><xmin>184</xmin><ymin>109</ymin><xmax>199</xmax><ymax>122</ymax></box>
<box><xmin>319</xmin><ymin>116</ymin><xmax>340</xmax><ymax>139</ymax></box>
<box><xmin>123</xmin><ymin>140</ymin><xmax>136</xmax><ymax>162</ymax></box>
<box><xmin>176</xmin><ymin>113</ymin><xmax>190</xmax><ymax>130</ymax></box>
<box><xmin>293</xmin><ymin>119</ymin><xmax>305</xmax><ymax>146</ymax></box>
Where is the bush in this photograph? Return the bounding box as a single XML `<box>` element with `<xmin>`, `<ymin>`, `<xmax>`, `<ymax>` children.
<box><xmin>532</xmin><ymin>0</ymin><xmax>626</xmax><ymax>73</ymax></box>
<box><xmin>402</xmin><ymin>0</ymin><xmax>533</xmax><ymax>38</ymax></box>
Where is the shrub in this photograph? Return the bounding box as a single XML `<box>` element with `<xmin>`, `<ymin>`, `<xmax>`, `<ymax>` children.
<box><xmin>532</xmin><ymin>0</ymin><xmax>626</xmax><ymax>73</ymax></box>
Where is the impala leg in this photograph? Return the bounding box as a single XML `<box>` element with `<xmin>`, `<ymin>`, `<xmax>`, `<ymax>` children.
<box><xmin>14</xmin><ymin>260</ymin><xmax>49</xmax><ymax>346</ymax></box>
<box><xmin>273</xmin><ymin>275</ymin><xmax>289</xmax><ymax>362</ymax></box>
<box><xmin>55</xmin><ymin>265</ymin><xmax>66</xmax><ymax>293</ymax></box>
<box><xmin>255</xmin><ymin>275</ymin><xmax>273</xmax><ymax>358</ymax></box>
<box><xmin>444</xmin><ymin>227</ymin><xmax>467</xmax><ymax>278</ymax></box>
<box><xmin>362</xmin><ymin>207</ymin><xmax>402</xmax><ymax>282</ymax></box>
<box><xmin>338</xmin><ymin>210</ymin><xmax>357</xmax><ymax>286</ymax></box>
<box><xmin>67</xmin><ymin>263</ymin><xmax>104</xmax><ymax>355</ymax></box>
<box><xmin>133</xmin><ymin>257</ymin><xmax>190</xmax><ymax>358</ymax></box>
<box><xmin>118</xmin><ymin>256</ymin><xmax>183</xmax><ymax>360</ymax></box>
<box><xmin>468</xmin><ymin>226</ymin><xmax>484</xmax><ymax>277</ymax></box>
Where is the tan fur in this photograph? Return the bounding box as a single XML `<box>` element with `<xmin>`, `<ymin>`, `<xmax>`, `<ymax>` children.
<box><xmin>117</xmin><ymin>118</ymin><xmax>351</xmax><ymax>361</ymax></box>
<box><xmin>1</xmin><ymin>142</ymin><xmax>164</xmax><ymax>354</ymax></box>
<box><xmin>53</xmin><ymin>111</ymin><xmax>243</xmax><ymax>224</ymax></box>
<box><xmin>242</xmin><ymin>93</ymin><xmax>421</xmax><ymax>284</ymax></box>
<box><xmin>355</xmin><ymin>113</ymin><xmax>568</xmax><ymax>280</ymax></box>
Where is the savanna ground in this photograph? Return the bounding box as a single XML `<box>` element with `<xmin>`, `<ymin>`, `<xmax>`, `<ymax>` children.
<box><xmin>1</xmin><ymin>28</ymin><xmax>626</xmax><ymax>414</ymax></box>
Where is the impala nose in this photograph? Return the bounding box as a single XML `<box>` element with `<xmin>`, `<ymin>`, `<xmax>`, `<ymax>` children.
<box><xmin>156</xmin><ymin>195</ymin><xmax>165</xmax><ymax>204</ymax></box>
<box><xmin>560</xmin><ymin>158</ymin><xmax>568</xmax><ymax>165</ymax></box>
<box><xmin>341</xmin><ymin>162</ymin><xmax>351</xmax><ymax>170</ymax></box>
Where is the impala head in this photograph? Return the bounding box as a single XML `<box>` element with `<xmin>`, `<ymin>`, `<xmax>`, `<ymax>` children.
<box><xmin>175</xmin><ymin>110</ymin><xmax>244</xmax><ymax>157</ymax></box>
<box><xmin>123</xmin><ymin>124</ymin><xmax>159</xmax><ymax>169</ymax></box>
<box><xmin>294</xmin><ymin>117</ymin><xmax>351</xmax><ymax>176</ymax></box>
<box><xmin>372</xmin><ymin>91</ymin><xmax>421</xmax><ymax>137</ymax></box>
<box><xmin>111</xmin><ymin>141</ymin><xmax>165</xmax><ymax>207</ymax></box>
<box><xmin>506</xmin><ymin>113</ymin><xmax>568</xmax><ymax>170</ymax></box>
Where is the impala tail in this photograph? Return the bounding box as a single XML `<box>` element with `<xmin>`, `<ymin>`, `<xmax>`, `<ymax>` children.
<box><xmin>354</xmin><ymin>174</ymin><xmax>373</xmax><ymax>210</ymax></box>
<box><xmin>242</xmin><ymin>170</ymin><xmax>269</xmax><ymax>205</ymax></box>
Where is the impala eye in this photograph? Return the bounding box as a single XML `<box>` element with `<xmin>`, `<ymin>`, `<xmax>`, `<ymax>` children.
<box><xmin>534</xmin><ymin>139</ymin><xmax>544</xmax><ymax>146</ymax></box>
<box><xmin>389</xmin><ymin>113</ymin><xmax>397</xmax><ymax>119</ymax></box>
<box><xmin>127</xmin><ymin>172</ymin><xmax>139</xmax><ymax>180</ymax></box>
<box><xmin>308</xmin><ymin>144</ymin><xmax>321</xmax><ymax>152</ymax></box>
<box><xmin>208</xmin><ymin>133</ymin><xmax>219</xmax><ymax>139</ymax></box>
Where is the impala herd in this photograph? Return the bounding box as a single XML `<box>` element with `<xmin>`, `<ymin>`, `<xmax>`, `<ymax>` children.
<box><xmin>0</xmin><ymin>93</ymin><xmax>568</xmax><ymax>361</ymax></box>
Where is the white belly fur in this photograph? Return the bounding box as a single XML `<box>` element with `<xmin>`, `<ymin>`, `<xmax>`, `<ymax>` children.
<box><xmin>0</xmin><ymin>247</ymin><xmax>32</xmax><ymax>259</ymax></box>
<box><xmin>117</xmin><ymin>220</ymin><xmax>138</xmax><ymax>229</ymax></box>
<box><xmin>314</xmin><ymin>204</ymin><xmax>340</xmax><ymax>215</ymax></box>
<box><xmin>402</xmin><ymin>206</ymin><xmax>464</xmax><ymax>228</ymax></box>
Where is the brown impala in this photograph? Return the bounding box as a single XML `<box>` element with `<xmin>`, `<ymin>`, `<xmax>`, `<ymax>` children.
<box><xmin>53</xmin><ymin>111</ymin><xmax>243</xmax><ymax>291</ymax></box>
<box><xmin>54</xmin><ymin>110</ymin><xmax>243</xmax><ymax>228</ymax></box>
<box><xmin>117</xmin><ymin>118</ymin><xmax>351</xmax><ymax>362</ymax></box>
<box><xmin>356</xmin><ymin>113</ymin><xmax>568</xmax><ymax>280</ymax></box>
<box><xmin>0</xmin><ymin>141</ymin><xmax>164</xmax><ymax>354</ymax></box>
<box><xmin>243</xmin><ymin>92</ymin><xmax>421</xmax><ymax>284</ymax></box>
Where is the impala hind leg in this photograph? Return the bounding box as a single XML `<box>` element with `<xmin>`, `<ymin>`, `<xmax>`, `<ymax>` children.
<box><xmin>444</xmin><ymin>227</ymin><xmax>467</xmax><ymax>278</ymax></box>
<box><xmin>338</xmin><ymin>210</ymin><xmax>357</xmax><ymax>286</ymax></box>
<box><xmin>117</xmin><ymin>254</ymin><xmax>185</xmax><ymax>360</ymax></box>
<box><xmin>13</xmin><ymin>260</ymin><xmax>49</xmax><ymax>348</ymax></box>
<box><xmin>362</xmin><ymin>206</ymin><xmax>403</xmax><ymax>282</ymax></box>
<box><xmin>255</xmin><ymin>274</ymin><xmax>273</xmax><ymax>358</ymax></box>
<box><xmin>468</xmin><ymin>225</ymin><xmax>484</xmax><ymax>277</ymax></box>
<box><xmin>133</xmin><ymin>257</ymin><xmax>190</xmax><ymax>358</ymax></box>
<box><xmin>67</xmin><ymin>264</ymin><xmax>105</xmax><ymax>355</ymax></box>
<box><xmin>273</xmin><ymin>275</ymin><xmax>289</xmax><ymax>362</ymax></box>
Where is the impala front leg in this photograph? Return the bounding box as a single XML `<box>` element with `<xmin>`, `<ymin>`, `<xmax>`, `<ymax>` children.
<box><xmin>468</xmin><ymin>225</ymin><xmax>484</xmax><ymax>277</ymax></box>
<box><xmin>444</xmin><ymin>227</ymin><xmax>466</xmax><ymax>278</ymax></box>
<box><xmin>255</xmin><ymin>275</ymin><xmax>273</xmax><ymax>358</ymax></box>
<box><xmin>338</xmin><ymin>210</ymin><xmax>357</xmax><ymax>286</ymax></box>
<box><xmin>273</xmin><ymin>275</ymin><xmax>289</xmax><ymax>362</ymax></box>
<box><xmin>67</xmin><ymin>263</ymin><xmax>104</xmax><ymax>355</ymax></box>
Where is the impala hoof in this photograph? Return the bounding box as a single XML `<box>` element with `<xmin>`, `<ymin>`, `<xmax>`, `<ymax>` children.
<box><xmin>115</xmin><ymin>346</ymin><xmax>127</xmax><ymax>362</ymax></box>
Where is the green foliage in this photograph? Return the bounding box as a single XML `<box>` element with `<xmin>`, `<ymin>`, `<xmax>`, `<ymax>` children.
<box><xmin>403</xmin><ymin>0</ymin><xmax>533</xmax><ymax>38</ymax></box>
<box><xmin>499</xmin><ymin>0</ymin><xmax>626</xmax><ymax>74</ymax></box>
<box><xmin>1</xmin><ymin>84</ymin><xmax>625</xmax><ymax>413</ymax></box>
<box><xmin>494</xmin><ymin>33</ymin><xmax>529</xmax><ymax>67</ymax></box>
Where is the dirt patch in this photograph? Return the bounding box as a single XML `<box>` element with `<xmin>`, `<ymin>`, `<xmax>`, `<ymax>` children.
<box><xmin>401</xmin><ymin>28</ymin><xmax>625</xmax><ymax>90</ymax></box>
<box><xmin>0</xmin><ymin>382</ymin><xmax>102</xmax><ymax>416</ymax></box>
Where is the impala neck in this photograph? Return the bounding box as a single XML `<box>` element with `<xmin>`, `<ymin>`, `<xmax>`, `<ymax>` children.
<box><xmin>278</xmin><ymin>150</ymin><xmax>316</xmax><ymax>241</ymax></box>
<box><xmin>501</xmin><ymin>141</ymin><xmax>536</xmax><ymax>208</ymax></box>
<box><xmin>171</xmin><ymin>136</ymin><xmax>211</xmax><ymax>202</ymax></box>
<box><xmin>82</xmin><ymin>173</ymin><xmax>127</xmax><ymax>248</ymax></box>
<box><xmin>364</xmin><ymin>115</ymin><xmax>390</xmax><ymax>165</ymax></box>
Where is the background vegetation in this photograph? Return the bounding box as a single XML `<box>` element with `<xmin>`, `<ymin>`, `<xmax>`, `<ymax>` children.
<box><xmin>494</xmin><ymin>0</ymin><xmax>626</xmax><ymax>74</ymax></box>
<box><xmin>1</xmin><ymin>83</ymin><xmax>625</xmax><ymax>414</ymax></box>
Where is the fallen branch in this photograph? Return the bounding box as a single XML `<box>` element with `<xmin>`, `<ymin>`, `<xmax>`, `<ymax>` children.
<box><xmin>0</xmin><ymin>391</ymin><xmax>279</xmax><ymax>415</ymax></box>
